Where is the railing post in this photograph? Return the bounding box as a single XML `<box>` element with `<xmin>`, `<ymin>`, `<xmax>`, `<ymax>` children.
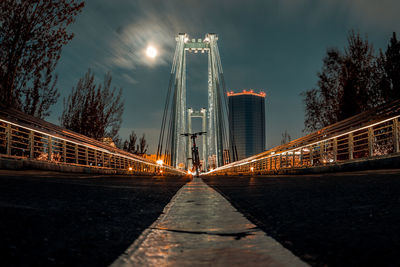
<box><xmin>29</xmin><ymin>131</ymin><xmax>34</xmax><ymax>159</ymax></box>
<box><xmin>292</xmin><ymin>153</ymin><xmax>295</xmax><ymax>168</ymax></box>
<box><xmin>368</xmin><ymin>127</ymin><xmax>374</xmax><ymax>157</ymax></box>
<box><xmin>48</xmin><ymin>136</ymin><xmax>52</xmax><ymax>161</ymax></box>
<box><xmin>321</xmin><ymin>142</ymin><xmax>325</xmax><ymax>164</ymax></box>
<box><xmin>349</xmin><ymin>133</ymin><xmax>354</xmax><ymax>160</ymax></box>
<box><xmin>393</xmin><ymin>118</ymin><xmax>399</xmax><ymax>153</ymax></box>
<box><xmin>310</xmin><ymin>146</ymin><xmax>313</xmax><ymax>166</ymax></box>
<box><xmin>85</xmin><ymin>147</ymin><xmax>88</xmax><ymax>165</ymax></box>
<box><xmin>286</xmin><ymin>154</ymin><xmax>289</xmax><ymax>168</ymax></box>
<box><xmin>290</xmin><ymin>153</ymin><xmax>293</xmax><ymax>168</ymax></box>
<box><xmin>101</xmin><ymin>152</ymin><xmax>104</xmax><ymax>167</ymax></box>
<box><xmin>300</xmin><ymin>148</ymin><xmax>303</xmax><ymax>166</ymax></box>
<box><xmin>63</xmin><ymin>141</ymin><xmax>67</xmax><ymax>163</ymax></box>
<box><xmin>75</xmin><ymin>144</ymin><xmax>78</xmax><ymax>164</ymax></box>
<box><xmin>94</xmin><ymin>150</ymin><xmax>98</xmax><ymax>166</ymax></box>
<box><xmin>333</xmin><ymin>138</ymin><xmax>337</xmax><ymax>162</ymax></box>
<box><xmin>6</xmin><ymin>123</ymin><xmax>11</xmax><ymax>156</ymax></box>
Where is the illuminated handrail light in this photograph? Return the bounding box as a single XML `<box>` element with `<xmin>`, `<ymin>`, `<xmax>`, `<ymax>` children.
<box><xmin>0</xmin><ymin>118</ymin><xmax>186</xmax><ymax>175</ymax></box>
<box><xmin>208</xmin><ymin>114</ymin><xmax>400</xmax><ymax>173</ymax></box>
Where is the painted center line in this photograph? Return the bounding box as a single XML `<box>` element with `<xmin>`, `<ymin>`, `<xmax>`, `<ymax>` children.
<box><xmin>111</xmin><ymin>178</ymin><xmax>308</xmax><ymax>267</ymax></box>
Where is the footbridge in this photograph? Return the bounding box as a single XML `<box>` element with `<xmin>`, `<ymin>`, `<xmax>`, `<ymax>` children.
<box><xmin>2</xmin><ymin>34</ymin><xmax>400</xmax><ymax>267</ymax></box>
<box><xmin>1</xmin><ymin>35</ymin><xmax>400</xmax><ymax>177</ymax></box>
<box><xmin>2</xmin><ymin>98</ymin><xmax>399</xmax><ymax>176</ymax></box>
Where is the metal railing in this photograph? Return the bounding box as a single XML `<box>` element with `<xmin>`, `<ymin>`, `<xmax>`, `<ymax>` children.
<box><xmin>207</xmin><ymin>99</ymin><xmax>400</xmax><ymax>176</ymax></box>
<box><xmin>0</xmin><ymin>106</ymin><xmax>185</xmax><ymax>176</ymax></box>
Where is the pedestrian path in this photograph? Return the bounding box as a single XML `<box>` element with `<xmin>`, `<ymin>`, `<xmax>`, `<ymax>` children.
<box><xmin>111</xmin><ymin>178</ymin><xmax>308</xmax><ymax>266</ymax></box>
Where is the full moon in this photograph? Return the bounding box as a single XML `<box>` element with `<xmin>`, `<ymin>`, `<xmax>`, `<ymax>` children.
<box><xmin>146</xmin><ymin>46</ymin><xmax>157</xmax><ymax>58</ymax></box>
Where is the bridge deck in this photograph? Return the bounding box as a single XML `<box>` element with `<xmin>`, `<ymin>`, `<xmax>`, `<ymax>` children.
<box><xmin>112</xmin><ymin>178</ymin><xmax>307</xmax><ymax>267</ymax></box>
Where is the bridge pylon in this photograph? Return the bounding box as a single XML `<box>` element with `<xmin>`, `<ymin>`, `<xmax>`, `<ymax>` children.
<box><xmin>157</xmin><ymin>33</ymin><xmax>234</xmax><ymax>170</ymax></box>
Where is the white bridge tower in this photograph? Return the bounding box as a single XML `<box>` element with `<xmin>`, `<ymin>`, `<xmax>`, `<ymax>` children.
<box><xmin>157</xmin><ymin>33</ymin><xmax>232</xmax><ymax>170</ymax></box>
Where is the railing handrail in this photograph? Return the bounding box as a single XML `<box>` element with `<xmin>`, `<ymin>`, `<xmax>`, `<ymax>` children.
<box><xmin>0</xmin><ymin>104</ymin><xmax>154</xmax><ymax>164</ymax></box>
<box><xmin>208</xmin><ymin>99</ymin><xmax>400</xmax><ymax>174</ymax></box>
<box><xmin>0</xmin><ymin>104</ymin><xmax>185</xmax><ymax>175</ymax></box>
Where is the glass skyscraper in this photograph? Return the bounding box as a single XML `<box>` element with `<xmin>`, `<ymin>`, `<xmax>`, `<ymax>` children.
<box><xmin>228</xmin><ymin>90</ymin><xmax>266</xmax><ymax>160</ymax></box>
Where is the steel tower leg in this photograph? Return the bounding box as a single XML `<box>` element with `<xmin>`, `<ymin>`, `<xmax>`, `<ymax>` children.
<box><xmin>187</xmin><ymin>108</ymin><xmax>193</xmax><ymax>169</ymax></box>
<box><xmin>207</xmin><ymin>34</ymin><xmax>224</xmax><ymax>168</ymax></box>
<box><xmin>207</xmin><ymin>50</ymin><xmax>214</xmax><ymax>169</ymax></box>
<box><xmin>171</xmin><ymin>34</ymin><xmax>187</xmax><ymax>169</ymax></box>
<box><xmin>201</xmin><ymin>108</ymin><xmax>207</xmax><ymax>171</ymax></box>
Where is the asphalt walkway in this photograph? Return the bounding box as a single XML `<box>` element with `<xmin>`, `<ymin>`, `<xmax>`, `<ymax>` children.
<box><xmin>111</xmin><ymin>177</ymin><xmax>307</xmax><ymax>267</ymax></box>
<box><xmin>0</xmin><ymin>171</ymin><xmax>190</xmax><ymax>266</ymax></box>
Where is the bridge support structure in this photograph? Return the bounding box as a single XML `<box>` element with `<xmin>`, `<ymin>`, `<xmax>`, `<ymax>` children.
<box><xmin>157</xmin><ymin>33</ymin><xmax>232</xmax><ymax>170</ymax></box>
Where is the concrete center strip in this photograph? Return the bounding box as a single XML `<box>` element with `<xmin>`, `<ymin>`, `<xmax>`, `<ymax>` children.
<box><xmin>111</xmin><ymin>178</ymin><xmax>308</xmax><ymax>267</ymax></box>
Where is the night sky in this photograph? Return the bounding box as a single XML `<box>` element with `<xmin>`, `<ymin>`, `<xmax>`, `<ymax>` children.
<box><xmin>50</xmin><ymin>0</ymin><xmax>400</xmax><ymax>153</ymax></box>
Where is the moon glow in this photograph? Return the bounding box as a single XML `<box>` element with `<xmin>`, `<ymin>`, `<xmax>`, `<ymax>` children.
<box><xmin>146</xmin><ymin>45</ymin><xmax>158</xmax><ymax>58</ymax></box>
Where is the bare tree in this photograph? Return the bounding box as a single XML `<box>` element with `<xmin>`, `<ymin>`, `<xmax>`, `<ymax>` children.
<box><xmin>122</xmin><ymin>131</ymin><xmax>148</xmax><ymax>156</ymax></box>
<box><xmin>21</xmin><ymin>52</ymin><xmax>60</xmax><ymax>118</ymax></box>
<box><xmin>123</xmin><ymin>131</ymin><xmax>138</xmax><ymax>154</ymax></box>
<box><xmin>302</xmin><ymin>48</ymin><xmax>343</xmax><ymax>132</ymax></box>
<box><xmin>281</xmin><ymin>130</ymin><xmax>291</xmax><ymax>145</ymax></box>
<box><xmin>137</xmin><ymin>134</ymin><xmax>148</xmax><ymax>156</ymax></box>
<box><xmin>303</xmin><ymin>30</ymin><xmax>382</xmax><ymax>132</ymax></box>
<box><xmin>0</xmin><ymin>0</ymin><xmax>84</xmax><ymax>118</ymax></box>
<box><xmin>339</xmin><ymin>30</ymin><xmax>378</xmax><ymax>120</ymax></box>
<box><xmin>113</xmin><ymin>135</ymin><xmax>123</xmax><ymax>150</ymax></box>
<box><xmin>60</xmin><ymin>69</ymin><xmax>124</xmax><ymax>140</ymax></box>
<box><xmin>379</xmin><ymin>32</ymin><xmax>400</xmax><ymax>102</ymax></box>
